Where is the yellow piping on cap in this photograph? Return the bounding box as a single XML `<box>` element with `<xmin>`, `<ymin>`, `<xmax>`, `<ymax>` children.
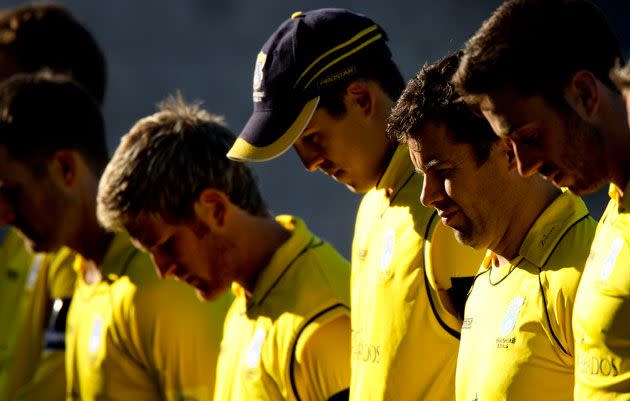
<box><xmin>295</xmin><ymin>25</ymin><xmax>379</xmax><ymax>88</ymax></box>
<box><xmin>304</xmin><ymin>33</ymin><xmax>382</xmax><ymax>89</ymax></box>
<box><xmin>227</xmin><ymin>97</ymin><xmax>320</xmax><ymax>162</ymax></box>
<box><xmin>291</xmin><ymin>11</ymin><xmax>303</xmax><ymax>19</ymax></box>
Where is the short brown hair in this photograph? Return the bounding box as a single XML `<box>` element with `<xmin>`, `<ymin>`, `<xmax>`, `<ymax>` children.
<box><xmin>97</xmin><ymin>94</ymin><xmax>267</xmax><ymax>231</ymax></box>
<box><xmin>454</xmin><ymin>0</ymin><xmax>623</xmax><ymax>108</ymax></box>
<box><xmin>387</xmin><ymin>51</ymin><xmax>498</xmax><ymax>165</ymax></box>
<box><xmin>0</xmin><ymin>4</ymin><xmax>106</xmax><ymax>104</ymax></box>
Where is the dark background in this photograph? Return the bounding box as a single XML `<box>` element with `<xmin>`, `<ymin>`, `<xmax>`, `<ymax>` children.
<box><xmin>5</xmin><ymin>0</ymin><xmax>629</xmax><ymax>257</ymax></box>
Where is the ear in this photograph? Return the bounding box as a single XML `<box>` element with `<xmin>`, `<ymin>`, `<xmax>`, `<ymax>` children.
<box><xmin>48</xmin><ymin>150</ymin><xmax>78</xmax><ymax>188</ymax></box>
<box><xmin>193</xmin><ymin>188</ymin><xmax>230</xmax><ymax>230</ymax></box>
<box><xmin>564</xmin><ymin>70</ymin><xmax>600</xmax><ymax>122</ymax></box>
<box><xmin>345</xmin><ymin>81</ymin><xmax>374</xmax><ymax>116</ymax></box>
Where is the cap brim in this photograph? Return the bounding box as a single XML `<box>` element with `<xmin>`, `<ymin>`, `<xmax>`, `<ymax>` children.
<box><xmin>227</xmin><ymin>97</ymin><xmax>319</xmax><ymax>162</ymax></box>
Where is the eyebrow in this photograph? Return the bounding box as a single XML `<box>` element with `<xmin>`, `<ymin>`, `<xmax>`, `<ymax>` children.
<box><xmin>416</xmin><ymin>158</ymin><xmax>445</xmax><ymax>174</ymax></box>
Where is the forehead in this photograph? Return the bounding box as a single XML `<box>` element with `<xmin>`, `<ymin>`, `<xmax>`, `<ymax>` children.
<box><xmin>478</xmin><ymin>89</ymin><xmax>558</xmax><ymax>138</ymax></box>
<box><xmin>125</xmin><ymin>213</ymin><xmax>172</xmax><ymax>249</ymax></box>
<box><xmin>408</xmin><ymin>120</ymin><xmax>473</xmax><ymax>168</ymax></box>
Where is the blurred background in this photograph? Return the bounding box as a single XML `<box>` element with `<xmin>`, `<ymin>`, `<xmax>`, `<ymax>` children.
<box><xmin>4</xmin><ymin>0</ymin><xmax>629</xmax><ymax>257</ymax></box>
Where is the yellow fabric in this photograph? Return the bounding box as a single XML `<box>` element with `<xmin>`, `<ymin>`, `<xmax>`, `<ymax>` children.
<box><xmin>456</xmin><ymin>192</ymin><xmax>596</xmax><ymax>401</ymax></box>
<box><xmin>214</xmin><ymin>215</ymin><xmax>350</xmax><ymax>401</ymax></box>
<box><xmin>0</xmin><ymin>229</ymin><xmax>75</xmax><ymax>401</ymax></box>
<box><xmin>574</xmin><ymin>181</ymin><xmax>630</xmax><ymax>400</ymax></box>
<box><xmin>66</xmin><ymin>232</ymin><xmax>232</xmax><ymax>401</ymax></box>
<box><xmin>349</xmin><ymin>144</ymin><xmax>485</xmax><ymax>401</ymax></box>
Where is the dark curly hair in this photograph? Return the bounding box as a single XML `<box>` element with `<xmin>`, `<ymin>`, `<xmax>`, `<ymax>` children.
<box><xmin>387</xmin><ymin>51</ymin><xmax>498</xmax><ymax>165</ymax></box>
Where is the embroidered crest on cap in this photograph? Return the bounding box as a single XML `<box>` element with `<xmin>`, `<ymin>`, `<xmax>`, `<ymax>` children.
<box><xmin>499</xmin><ymin>296</ymin><xmax>524</xmax><ymax>337</ymax></box>
<box><xmin>253</xmin><ymin>52</ymin><xmax>267</xmax><ymax>102</ymax></box>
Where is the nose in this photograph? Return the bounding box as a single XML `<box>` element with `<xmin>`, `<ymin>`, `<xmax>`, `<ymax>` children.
<box><xmin>294</xmin><ymin>142</ymin><xmax>325</xmax><ymax>172</ymax></box>
<box><xmin>420</xmin><ymin>174</ymin><xmax>446</xmax><ymax>208</ymax></box>
<box><xmin>510</xmin><ymin>140</ymin><xmax>544</xmax><ymax>177</ymax></box>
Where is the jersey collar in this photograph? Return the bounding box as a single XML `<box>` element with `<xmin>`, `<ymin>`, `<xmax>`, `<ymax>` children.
<box><xmin>518</xmin><ymin>191</ymin><xmax>590</xmax><ymax>267</ymax></box>
<box><xmin>73</xmin><ymin>232</ymin><xmax>138</xmax><ymax>282</ymax></box>
<box><xmin>375</xmin><ymin>143</ymin><xmax>415</xmax><ymax>202</ymax></box>
<box><xmin>609</xmin><ymin>181</ymin><xmax>630</xmax><ymax>211</ymax></box>
<box><xmin>243</xmin><ymin>215</ymin><xmax>315</xmax><ymax>309</ymax></box>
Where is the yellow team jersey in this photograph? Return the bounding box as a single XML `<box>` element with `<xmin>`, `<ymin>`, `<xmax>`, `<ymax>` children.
<box><xmin>350</xmin><ymin>145</ymin><xmax>485</xmax><ymax>401</ymax></box>
<box><xmin>574</xmin><ymin>182</ymin><xmax>630</xmax><ymax>400</ymax></box>
<box><xmin>457</xmin><ymin>191</ymin><xmax>596</xmax><ymax>401</ymax></box>
<box><xmin>0</xmin><ymin>228</ymin><xmax>75</xmax><ymax>401</ymax></box>
<box><xmin>66</xmin><ymin>232</ymin><xmax>232</xmax><ymax>401</ymax></box>
<box><xmin>214</xmin><ymin>216</ymin><xmax>351</xmax><ymax>401</ymax></box>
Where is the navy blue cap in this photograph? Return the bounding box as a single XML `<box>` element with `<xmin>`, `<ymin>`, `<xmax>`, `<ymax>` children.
<box><xmin>228</xmin><ymin>8</ymin><xmax>393</xmax><ymax>162</ymax></box>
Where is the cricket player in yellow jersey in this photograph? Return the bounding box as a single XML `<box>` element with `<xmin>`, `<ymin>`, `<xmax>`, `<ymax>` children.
<box><xmin>0</xmin><ymin>75</ymin><xmax>231</xmax><ymax>401</ymax></box>
<box><xmin>227</xmin><ymin>9</ymin><xmax>484</xmax><ymax>400</ymax></box>
<box><xmin>0</xmin><ymin>5</ymin><xmax>107</xmax><ymax>400</ymax></box>
<box><xmin>96</xmin><ymin>94</ymin><xmax>351</xmax><ymax>401</ymax></box>
<box><xmin>0</xmin><ymin>228</ymin><xmax>75</xmax><ymax>401</ymax></box>
<box><xmin>453</xmin><ymin>1</ymin><xmax>630</xmax><ymax>398</ymax></box>
<box><xmin>388</xmin><ymin>51</ymin><xmax>597</xmax><ymax>400</ymax></box>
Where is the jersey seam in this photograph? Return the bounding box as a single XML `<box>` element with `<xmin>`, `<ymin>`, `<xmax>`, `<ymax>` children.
<box><xmin>537</xmin><ymin>213</ymin><xmax>589</xmax><ymax>357</ymax></box>
<box><xmin>256</xmin><ymin>237</ymin><xmax>323</xmax><ymax>306</ymax></box>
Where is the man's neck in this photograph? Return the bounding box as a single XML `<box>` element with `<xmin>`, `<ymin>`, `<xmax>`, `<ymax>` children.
<box><xmin>234</xmin><ymin>214</ymin><xmax>291</xmax><ymax>298</ymax></box>
<box><xmin>491</xmin><ymin>181</ymin><xmax>562</xmax><ymax>264</ymax></box>
<box><xmin>604</xmin><ymin>92</ymin><xmax>630</xmax><ymax>192</ymax></box>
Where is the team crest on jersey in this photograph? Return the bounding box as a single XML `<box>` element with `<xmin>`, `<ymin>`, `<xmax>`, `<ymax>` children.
<box><xmin>88</xmin><ymin>317</ymin><xmax>104</xmax><ymax>355</ymax></box>
<box><xmin>25</xmin><ymin>254</ymin><xmax>44</xmax><ymax>290</ymax></box>
<box><xmin>380</xmin><ymin>229</ymin><xmax>395</xmax><ymax>270</ymax></box>
<box><xmin>245</xmin><ymin>327</ymin><xmax>267</xmax><ymax>369</ymax></box>
<box><xmin>499</xmin><ymin>296</ymin><xmax>524</xmax><ymax>337</ymax></box>
<box><xmin>252</xmin><ymin>52</ymin><xmax>266</xmax><ymax>102</ymax></box>
<box><xmin>600</xmin><ymin>237</ymin><xmax>624</xmax><ymax>280</ymax></box>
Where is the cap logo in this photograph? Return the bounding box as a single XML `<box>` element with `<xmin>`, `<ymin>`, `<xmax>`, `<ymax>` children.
<box><xmin>253</xmin><ymin>52</ymin><xmax>267</xmax><ymax>102</ymax></box>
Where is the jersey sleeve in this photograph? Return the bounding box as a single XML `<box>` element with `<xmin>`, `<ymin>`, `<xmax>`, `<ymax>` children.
<box><xmin>113</xmin><ymin>253</ymin><xmax>231</xmax><ymax>401</ymax></box>
<box><xmin>292</xmin><ymin>314</ymin><xmax>351</xmax><ymax>401</ymax></box>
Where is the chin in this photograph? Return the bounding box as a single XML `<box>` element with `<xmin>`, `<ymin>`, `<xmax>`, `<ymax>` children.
<box><xmin>568</xmin><ymin>177</ymin><xmax>607</xmax><ymax>196</ymax></box>
<box><xmin>453</xmin><ymin>229</ymin><xmax>483</xmax><ymax>249</ymax></box>
<box><xmin>195</xmin><ymin>285</ymin><xmax>226</xmax><ymax>302</ymax></box>
<box><xmin>345</xmin><ymin>179</ymin><xmax>377</xmax><ymax>194</ymax></box>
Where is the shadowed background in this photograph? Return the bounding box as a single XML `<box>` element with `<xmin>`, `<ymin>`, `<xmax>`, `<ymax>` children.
<box><xmin>4</xmin><ymin>0</ymin><xmax>628</xmax><ymax>257</ymax></box>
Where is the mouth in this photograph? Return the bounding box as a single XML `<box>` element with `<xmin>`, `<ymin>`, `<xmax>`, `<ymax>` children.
<box><xmin>437</xmin><ymin>209</ymin><xmax>459</xmax><ymax>226</ymax></box>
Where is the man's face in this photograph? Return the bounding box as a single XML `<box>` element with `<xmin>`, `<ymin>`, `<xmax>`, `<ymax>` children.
<box><xmin>0</xmin><ymin>146</ymin><xmax>73</xmax><ymax>252</ymax></box>
<box><xmin>127</xmin><ymin>213</ymin><xmax>234</xmax><ymax>302</ymax></box>
<box><xmin>293</xmin><ymin>104</ymin><xmax>390</xmax><ymax>194</ymax></box>
<box><xmin>479</xmin><ymin>88</ymin><xmax>608</xmax><ymax>195</ymax></box>
<box><xmin>409</xmin><ymin>121</ymin><xmax>512</xmax><ymax>250</ymax></box>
